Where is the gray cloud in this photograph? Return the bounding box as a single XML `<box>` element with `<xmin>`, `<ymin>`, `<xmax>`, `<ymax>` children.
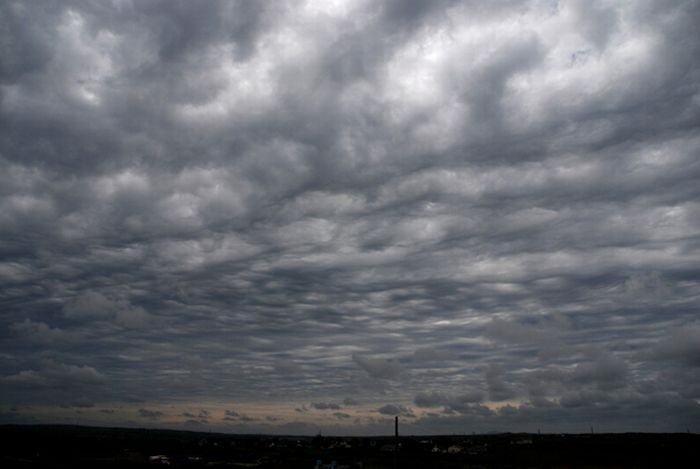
<box><xmin>224</xmin><ymin>409</ymin><xmax>257</xmax><ymax>422</ymax></box>
<box><xmin>1</xmin><ymin>363</ymin><xmax>105</xmax><ymax>388</ymax></box>
<box><xmin>646</xmin><ymin>324</ymin><xmax>700</xmax><ymax>367</ymax></box>
<box><xmin>310</xmin><ymin>402</ymin><xmax>342</xmax><ymax>411</ymax></box>
<box><xmin>138</xmin><ymin>408</ymin><xmax>163</xmax><ymax>420</ymax></box>
<box><xmin>414</xmin><ymin>390</ymin><xmax>484</xmax><ymax>411</ymax></box>
<box><xmin>63</xmin><ymin>291</ymin><xmax>152</xmax><ymax>329</ymax></box>
<box><xmin>1</xmin><ymin>0</ymin><xmax>699</xmax><ymax>434</ymax></box>
<box><xmin>485</xmin><ymin>364</ymin><xmax>516</xmax><ymax>402</ymax></box>
<box><xmin>571</xmin><ymin>353</ymin><xmax>628</xmax><ymax>390</ymax></box>
<box><xmin>182</xmin><ymin>409</ymin><xmax>209</xmax><ymax>422</ymax></box>
<box><xmin>377</xmin><ymin>404</ymin><xmax>415</xmax><ymax>418</ymax></box>
<box><xmin>9</xmin><ymin>319</ymin><xmax>75</xmax><ymax>345</ymax></box>
<box><xmin>352</xmin><ymin>354</ymin><xmax>401</xmax><ymax>380</ymax></box>
<box><xmin>412</xmin><ymin>347</ymin><xmax>454</xmax><ymax>362</ymax></box>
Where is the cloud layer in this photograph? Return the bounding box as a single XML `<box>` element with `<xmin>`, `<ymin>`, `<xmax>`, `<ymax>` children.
<box><xmin>1</xmin><ymin>0</ymin><xmax>699</xmax><ymax>434</ymax></box>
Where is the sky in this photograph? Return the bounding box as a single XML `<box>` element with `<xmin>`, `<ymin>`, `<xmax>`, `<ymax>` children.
<box><xmin>1</xmin><ymin>0</ymin><xmax>700</xmax><ymax>435</ymax></box>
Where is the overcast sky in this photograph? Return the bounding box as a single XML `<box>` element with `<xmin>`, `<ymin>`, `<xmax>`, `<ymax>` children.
<box><xmin>1</xmin><ymin>0</ymin><xmax>700</xmax><ymax>435</ymax></box>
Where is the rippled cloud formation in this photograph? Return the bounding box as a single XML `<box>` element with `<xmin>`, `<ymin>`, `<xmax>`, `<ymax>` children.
<box><xmin>1</xmin><ymin>0</ymin><xmax>699</xmax><ymax>434</ymax></box>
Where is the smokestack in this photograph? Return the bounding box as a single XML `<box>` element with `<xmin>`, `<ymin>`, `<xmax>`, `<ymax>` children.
<box><xmin>393</xmin><ymin>416</ymin><xmax>399</xmax><ymax>469</ymax></box>
<box><xmin>395</xmin><ymin>416</ymin><xmax>399</xmax><ymax>446</ymax></box>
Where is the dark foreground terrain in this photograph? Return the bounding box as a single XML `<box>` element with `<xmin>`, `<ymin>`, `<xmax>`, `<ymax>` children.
<box><xmin>1</xmin><ymin>425</ymin><xmax>697</xmax><ymax>468</ymax></box>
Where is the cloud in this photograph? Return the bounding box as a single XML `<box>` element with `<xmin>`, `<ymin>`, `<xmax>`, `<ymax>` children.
<box><xmin>63</xmin><ymin>292</ymin><xmax>115</xmax><ymax>320</ymax></box>
<box><xmin>414</xmin><ymin>390</ymin><xmax>484</xmax><ymax>410</ymax></box>
<box><xmin>1</xmin><ymin>363</ymin><xmax>105</xmax><ymax>388</ymax></box>
<box><xmin>352</xmin><ymin>354</ymin><xmax>400</xmax><ymax>380</ymax></box>
<box><xmin>408</xmin><ymin>393</ymin><xmax>700</xmax><ymax>434</ymax></box>
<box><xmin>485</xmin><ymin>364</ymin><xmax>516</xmax><ymax>402</ymax></box>
<box><xmin>63</xmin><ymin>291</ymin><xmax>152</xmax><ymax>329</ymax></box>
<box><xmin>646</xmin><ymin>324</ymin><xmax>700</xmax><ymax>367</ymax></box>
<box><xmin>377</xmin><ymin>404</ymin><xmax>414</xmax><ymax>418</ymax></box>
<box><xmin>414</xmin><ymin>391</ymin><xmax>447</xmax><ymax>408</ymax></box>
<box><xmin>224</xmin><ymin>409</ymin><xmax>257</xmax><ymax>422</ymax></box>
<box><xmin>622</xmin><ymin>271</ymin><xmax>673</xmax><ymax>301</ymax></box>
<box><xmin>182</xmin><ymin>409</ymin><xmax>209</xmax><ymax>422</ymax></box>
<box><xmin>9</xmin><ymin>319</ymin><xmax>74</xmax><ymax>345</ymax></box>
<box><xmin>1</xmin><ymin>0</ymin><xmax>699</xmax><ymax>434</ymax></box>
<box><xmin>60</xmin><ymin>401</ymin><xmax>94</xmax><ymax>409</ymax></box>
<box><xmin>310</xmin><ymin>402</ymin><xmax>341</xmax><ymax>410</ymax></box>
<box><xmin>571</xmin><ymin>353</ymin><xmax>628</xmax><ymax>390</ymax></box>
<box><xmin>483</xmin><ymin>316</ymin><xmax>570</xmax><ymax>346</ymax></box>
<box><xmin>412</xmin><ymin>347</ymin><xmax>453</xmax><ymax>362</ymax></box>
<box><xmin>273</xmin><ymin>359</ymin><xmax>303</xmax><ymax>375</ymax></box>
<box><xmin>138</xmin><ymin>408</ymin><xmax>163</xmax><ymax>420</ymax></box>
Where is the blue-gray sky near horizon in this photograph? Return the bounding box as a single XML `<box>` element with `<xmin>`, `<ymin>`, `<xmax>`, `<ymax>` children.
<box><xmin>1</xmin><ymin>0</ymin><xmax>700</xmax><ymax>435</ymax></box>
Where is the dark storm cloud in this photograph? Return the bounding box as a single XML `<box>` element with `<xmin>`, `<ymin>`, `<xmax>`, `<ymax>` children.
<box><xmin>1</xmin><ymin>0</ymin><xmax>700</xmax><ymax>433</ymax></box>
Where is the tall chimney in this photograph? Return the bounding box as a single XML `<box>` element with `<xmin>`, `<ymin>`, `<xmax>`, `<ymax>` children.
<box><xmin>394</xmin><ymin>416</ymin><xmax>399</xmax><ymax>447</ymax></box>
